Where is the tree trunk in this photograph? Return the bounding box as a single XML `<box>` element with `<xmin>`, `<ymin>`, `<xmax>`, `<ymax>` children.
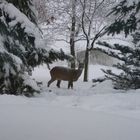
<box><xmin>70</xmin><ymin>0</ymin><xmax>77</xmax><ymax>69</ymax></box>
<box><xmin>83</xmin><ymin>48</ymin><xmax>89</xmax><ymax>82</ymax></box>
<box><xmin>70</xmin><ymin>28</ymin><xmax>75</xmax><ymax>68</ymax></box>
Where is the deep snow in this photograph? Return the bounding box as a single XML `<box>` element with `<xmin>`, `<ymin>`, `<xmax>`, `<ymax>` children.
<box><xmin>0</xmin><ymin>64</ymin><xmax>140</xmax><ymax>140</ymax></box>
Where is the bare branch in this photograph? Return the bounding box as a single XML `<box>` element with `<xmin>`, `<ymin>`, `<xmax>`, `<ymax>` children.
<box><xmin>96</xmin><ymin>0</ymin><xmax>105</xmax><ymax>9</ymax></box>
<box><xmin>89</xmin><ymin>25</ymin><xmax>107</xmax><ymax>51</ymax></box>
<box><xmin>55</xmin><ymin>39</ymin><xmax>70</xmax><ymax>44</ymax></box>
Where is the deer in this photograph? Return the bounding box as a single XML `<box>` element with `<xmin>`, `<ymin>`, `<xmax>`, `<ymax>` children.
<box><xmin>47</xmin><ymin>62</ymin><xmax>84</xmax><ymax>89</ymax></box>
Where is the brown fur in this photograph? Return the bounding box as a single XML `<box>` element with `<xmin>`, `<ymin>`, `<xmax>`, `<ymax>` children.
<box><xmin>48</xmin><ymin>63</ymin><xmax>84</xmax><ymax>89</ymax></box>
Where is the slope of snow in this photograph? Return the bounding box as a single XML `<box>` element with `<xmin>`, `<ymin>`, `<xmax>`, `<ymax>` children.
<box><xmin>31</xmin><ymin>64</ymin><xmax>140</xmax><ymax>120</ymax></box>
<box><xmin>0</xmin><ymin>97</ymin><xmax>140</xmax><ymax>140</ymax></box>
<box><xmin>0</xmin><ymin>64</ymin><xmax>140</xmax><ymax>140</ymax></box>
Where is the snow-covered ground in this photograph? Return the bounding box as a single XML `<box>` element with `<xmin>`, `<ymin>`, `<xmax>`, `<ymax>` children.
<box><xmin>0</xmin><ymin>64</ymin><xmax>140</xmax><ymax>140</ymax></box>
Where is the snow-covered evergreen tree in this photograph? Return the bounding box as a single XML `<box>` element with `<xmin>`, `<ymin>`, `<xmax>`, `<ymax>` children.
<box><xmin>7</xmin><ymin>0</ymin><xmax>37</xmax><ymax>24</ymax></box>
<box><xmin>97</xmin><ymin>0</ymin><xmax>140</xmax><ymax>90</ymax></box>
<box><xmin>0</xmin><ymin>0</ymin><xmax>70</xmax><ymax>96</ymax></box>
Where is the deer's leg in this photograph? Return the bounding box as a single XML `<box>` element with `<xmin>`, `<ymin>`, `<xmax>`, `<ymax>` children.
<box><xmin>56</xmin><ymin>80</ymin><xmax>61</xmax><ymax>88</ymax></box>
<box><xmin>70</xmin><ymin>82</ymin><xmax>73</xmax><ymax>89</ymax></box>
<box><xmin>68</xmin><ymin>81</ymin><xmax>73</xmax><ymax>89</ymax></box>
<box><xmin>68</xmin><ymin>81</ymin><xmax>70</xmax><ymax>89</ymax></box>
<box><xmin>48</xmin><ymin>78</ymin><xmax>55</xmax><ymax>87</ymax></box>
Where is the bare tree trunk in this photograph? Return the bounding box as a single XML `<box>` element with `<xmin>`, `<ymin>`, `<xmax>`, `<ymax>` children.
<box><xmin>83</xmin><ymin>48</ymin><xmax>89</xmax><ymax>81</ymax></box>
<box><xmin>70</xmin><ymin>0</ymin><xmax>77</xmax><ymax>68</ymax></box>
<box><xmin>70</xmin><ymin>19</ymin><xmax>76</xmax><ymax>68</ymax></box>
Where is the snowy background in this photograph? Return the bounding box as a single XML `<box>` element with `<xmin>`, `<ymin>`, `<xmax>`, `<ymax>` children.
<box><xmin>0</xmin><ymin>63</ymin><xmax>140</xmax><ymax>140</ymax></box>
<box><xmin>1</xmin><ymin>0</ymin><xmax>140</xmax><ymax>140</ymax></box>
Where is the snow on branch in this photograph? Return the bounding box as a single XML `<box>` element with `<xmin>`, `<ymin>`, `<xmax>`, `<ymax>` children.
<box><xmin>0</xmin><ymin>1</ymin><xmax>43</xmax><ymax>48</ymax></box>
